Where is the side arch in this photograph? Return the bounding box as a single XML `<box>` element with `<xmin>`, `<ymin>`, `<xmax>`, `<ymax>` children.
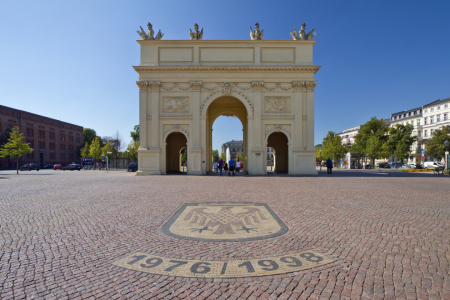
<box><xmin>201</xmin><ymin>91</ymin><xmax>253</xmax><ymax>117</ymax></box>
<box><xmin>163</xmin><ymin>125</ymin><xmax>190</xmax><ymax>144</ymax></box>
<box><xmin>265</xmin><ymin>125</ymin><xmax>291</xmax><ymax>144</ymax></box>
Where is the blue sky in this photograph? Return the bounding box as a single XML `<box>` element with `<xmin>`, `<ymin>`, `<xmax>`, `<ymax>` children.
<box><xmin>1</xmin><ymin>0</ymin><xmax>449</xmax><ymax>152</ymax></box>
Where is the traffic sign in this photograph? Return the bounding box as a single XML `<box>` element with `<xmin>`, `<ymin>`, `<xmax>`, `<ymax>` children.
<box><xmin>421</xmin><ymin>150</ymin><xmax>424</xmax><ymax>155</ymax></box>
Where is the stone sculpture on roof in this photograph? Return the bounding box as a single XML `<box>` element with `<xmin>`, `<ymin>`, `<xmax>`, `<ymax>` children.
<box><xmin>250</xmin><ymin>23</ymin><xmax>264</xmax><ymax>40</ymax></box>
<box><xmin>137</xmin><ymin>22</ymin><xmax>164</xmax><ymax>40</ymax></box>
<box><xmin>190</xmin><ymin>23</ymin><xmax>203</xmax><ymax>40</ymax></box>
<box><xmin>290</xmin><ymin>23</ymin><xmax>316</xmax><ymax>40</ymax></box>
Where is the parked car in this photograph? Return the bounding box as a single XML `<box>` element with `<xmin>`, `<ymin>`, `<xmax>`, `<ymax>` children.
<box><xmin>424</xmin><ymin>161</ymin><xmax>444</xmax><ymax>170</ymax></box>
<box><xmin>63</xmin><ymin>164</ymin><xmax>81</xmax><ymax>171</ymax></box>
<box><xmin>388</xmin><ymin>162</ymin><xmax>403</xmax><ymax>168</ymax></box>
<box><xmin>43</xmin><ymin>164</ymin><xmax>54</xmax><ymax>169</ymax></box>
<box><xmin>127</xmin><ymin>163</ymin><xmax>138</xmax><ymax>172</ymax></box>
<box><xmin>53</xmin><ymin>164</ymin><xmax>62</xmax><ymax>170</ymax></box>
<box><xmin>406</xmin><ymin>163</ymin><xmax>416</xmax><ymax>169</ymax></box>
<box><xmin>20</xmin><ymin>164</ymin><xmax>40</xmax><ymax>171</ymax></box>
<box><xmin>377</xmin><ymin>162</ymin><xmax>391</xmax><ymax>169</ymax></box>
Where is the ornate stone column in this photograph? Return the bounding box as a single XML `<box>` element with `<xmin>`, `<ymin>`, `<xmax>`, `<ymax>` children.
<box><xmin>190</xmin><ymin>81</ymin><xmax>203</xmax><ymax>175</ymax></box>
<box><xmin>149</xmin><ymin>81</ymin><xmax>161</xmax><ymax>150</ymax></box>
<box><xmin>251</xmin><ymin>81</ymin><xmax>264</xmax><ymax>175</ymax></box>
<box><xmin>293</xmin><ymin>81</ymin><xmax>305</xmax><ymax>150</ymax></box>
<box><xmin>137</xmin><ymin>81</ymin><xmax>148</xmax><ymax>150</ymax></box>
<box><xmin>306</xmin><ymin>82</ymin><xmax>317</xmax><ymax>150</ymax></box>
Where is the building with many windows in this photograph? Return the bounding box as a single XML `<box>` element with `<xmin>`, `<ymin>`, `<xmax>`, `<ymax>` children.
<box><xmin>221</xmin><ymin>140</ymin><xmax>244</xmax><ymax>159</ymax></box>
<box><xmin>0</xmin><ymin>105</ymin><xmax>83</xmax><ymax>169</ymax></box>
<box><xmin>422</xmin><ymin>98</ymin><xmax>450</xmax><ymax>162</ymax></box>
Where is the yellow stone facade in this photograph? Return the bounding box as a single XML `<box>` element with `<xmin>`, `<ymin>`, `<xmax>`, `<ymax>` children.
<box><xmin>134</xmin><ymin>40</ymin><xmax>319</xmax><ymax>175</ymax></box>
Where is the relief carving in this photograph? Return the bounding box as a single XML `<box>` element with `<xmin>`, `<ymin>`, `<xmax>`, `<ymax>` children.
<box><xmin>163</xmin><ymin>97</ymin><xmax>189</xmax><ymax>112</ymax></box>
<box><xmin>265</xmin><ymin>97</ymin><xmax>291</xmax><ymax>113</ymax></box>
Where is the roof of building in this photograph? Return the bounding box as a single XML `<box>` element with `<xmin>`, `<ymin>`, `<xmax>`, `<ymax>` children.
<box><xmin>422</xmin><ymin>97</ymin><xmax>450</xmax><ymax>108</ymax></box>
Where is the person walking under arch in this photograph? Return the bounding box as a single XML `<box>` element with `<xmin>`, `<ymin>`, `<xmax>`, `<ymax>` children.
<box><xmin>228</xmin><ymin>158</ymin><xmax>235</xmax><ymax>176</ymax></box>
<box><xmin>218</xmin><ymin>158</ymin><xmax>224</xmax><ymax>175</ymax></box>
<box><xmin>326</xmin><ymin>157</ymin><xmax>333</xmax><ymax>174</ymax></box>
<box><xmin>235</xmin><ymin>158</ymin><xmax>241</xmax><ymax>176</ymax></box>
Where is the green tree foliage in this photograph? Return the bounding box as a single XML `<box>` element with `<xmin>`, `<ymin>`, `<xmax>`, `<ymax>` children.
<box><xmin>83</xmin><ymin>128</ymin><xmax>97</xmax><ymax>146</ymax></box>
<box><xmin>101</xmin><ymin>141</ymin><xmax>115</xmax><ymax>158</ymax></box>
<box><xmin>220</xmin><ymin>151</ymin><xmax>226</xmax><ymax>161</ymax></box>
<box><xmin>131</xmin><ymin>125</ymin><xmax>140</xmax><ymax>144</ymax></box>
<box><xmin>425</xmin><ymin>125</ymin><xmax>450</xmax><ymax>159</ymax></box>
<box><xmin>89</xmin><ymin>137</ymin><xmax>103</xmax><ymax>163</ymax></box>
<box><xmin>352</xmin><ymin>117</ymin><xmax>389</xmax><ymax>164</ymax></box>
<box><xmin>181</xmin><ymin>148</ymin><xmax>187</xmax><ymax>164</ymax></box>
<box><xmin>383</xmin><ymin>124</ymin><xmax>416</xmax><ymax>163</ymax></box>
<box><xmin>126</xmin><ymin>142</ymin><xmax>139</xmax><ymax>159</ymax></box>
<box><xmin>0</xmin><ymin>126</ymin><xmax>33</xmax><ymax>174</ymax></box>
<box><xmin>321</xmin><ymin>132</ymin><xmax>347</xmax><ymax>161</ymax></box>
<box><xmin>80</xmin><ymin>143</ymin><xmax>90</xmax><ymax>158</ymax></box>
<box><xmin>315</xmin><ymin>144</ymin><xmax>323</xmax><ymax>162</ymax></box>
<box><xmin>212</xmin><ymin>149</ymin><xmax>219</xmax><ymax>162</ymax></box>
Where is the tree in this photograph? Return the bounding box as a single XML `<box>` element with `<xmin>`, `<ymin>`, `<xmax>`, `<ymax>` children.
<box><xmin>0</xmin><ymin>126</ymin><xmax>33</xmax><ymax>174</ymax></box>
<box><xmin>426</xmin><ymin>125</ymin><xmax>450</xmax><ymax>159</ymax></box>
<box><xmin>80</xmin><ymin>143</ymin><xmax>90</xmax><ymax>158</ymax></box>
<box><xmin>352</xmin><ymin>117</ymin><xmax>389</xmax><ymax>165</ymax></box>
<box><xmin>383</xmin><ymin>124</ymin><xmax>416</xmax><ymax>163</ymax></box>
<box><xmin>83</xmin><ymin>128</ymin><xmax>97</xmax><ymax>146</ymax></box>
<box><xmin>131</xmin><ymin>125</ymin><xmax>140</xmax><ymax>144</ymax></box>
<box><xmin>220</xmin><ymin>151</ymin><xmax>226</xmax><ymax>161</ymax></box>
<box><xmin>101</xmin><ymin>141</ymin><xmax>115</xmax><ymax>158</ymax></box>
<box><xmin>89</xmin><ymin>137</ymin><xmax>103</xmax><ymax>166</ymax></box>
<box><xmin>315</xmin><ymin>144</ymin><xmax>323</xmax><ymax>162</ymax></box>
<box><xmin>127</xmin><ymin>141</ymin><xmax>139</xmax><ymax>159</ymax></box>
<box><xmin>212</xmin><ymin>150</ymin><xmax>219</xmax><ymax>162</ymax></box>
<box><xmin>181</xmin><ymin>148</ymin><xmax>187</xmax><ymax>164</ymax></box>
<box><xmin>321</xmin><ymin>132</ymin><xmax>347</xmax><ymax>161</ymax></box>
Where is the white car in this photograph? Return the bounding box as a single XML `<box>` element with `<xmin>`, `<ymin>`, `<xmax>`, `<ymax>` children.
<box><xmin>424</xmin><ymin>161</ymin><xmax>443</xmax><ymax>170</ymax></box>
<box><xmin>406</xmin><ymin>163</ymin><xmax>416</xmax><ymax>169</ymax></box>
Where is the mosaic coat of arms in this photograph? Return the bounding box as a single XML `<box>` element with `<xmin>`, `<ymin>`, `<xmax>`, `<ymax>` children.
<box><xmin>162</xmin><ymin>203</ymin><xmax>288</xmax><ymax>242</ymax></box>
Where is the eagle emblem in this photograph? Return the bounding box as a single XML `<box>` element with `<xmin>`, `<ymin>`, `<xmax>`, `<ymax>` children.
<box><xmin>162</xmin><ymin>203</ymin><xmax>288</xmax><ymax>242</ymax></box>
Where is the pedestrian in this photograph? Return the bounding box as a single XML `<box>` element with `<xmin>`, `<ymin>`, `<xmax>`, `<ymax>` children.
<box><xmin>326</xmin><ymin>157</ymin><xmax>333</xmax><ymax>174</ymax></box>
<box><xmin>235</xmin><ymin>158</ymin><xmax>241</xmax><ymax>176</ymax></box>
<box><xmin>224</xmin><ymin>162</ymin><xmax>228</xmax><ymax>173</ymax></box>
<box><xmin>362</xmin><ymin>161</ymin><xmax>366</xmax><ymax>169</ymax></box>
<box><xmin>228</xmin><ymin>158</ymin><xmax>235</xmax><ymax>176</ymax></box>
<box><xmin>218</xmin><ymin>158</ymin><xmax>224</xmax><ymax>175</ymax></box>
<box><xmin>213</xmin><ymin>161</ymin><xmax>219</xmax><ymax>175</ymax></box>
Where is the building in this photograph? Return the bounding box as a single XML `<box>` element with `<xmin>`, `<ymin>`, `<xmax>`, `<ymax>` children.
<box><xmin>0</xmin><ymin>105</ymin><xmax>83</xmax><ymax>169</ymax></box>
<box><xmin>389</xmin><ymin>106</ymin><xmax>424</xmax><ymax>164</ymax></box>
<box><xmin>422</xmin><ymin>98</ymin><xmax>450</xmax><ymax>162</ymax></box>
<box><xmin>136</xmin><ymin>24</ymin><xmax>319</xmax><ymax>175</ymax></box>
<box><xmin>338</xmin><ymin>125</ymin><xmax>360</xmax><ymax>147</ymax></box>
<box><xmin>221</xmin><ymin>140</ymin><xmax>243</xmax><ymax>158</ymax></box>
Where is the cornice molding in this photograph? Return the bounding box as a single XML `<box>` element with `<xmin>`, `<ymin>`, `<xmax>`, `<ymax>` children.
<box><xmin>134</xmin><ymin>66</ymin><xmax>320</xmax><ymax>74</ymax></box>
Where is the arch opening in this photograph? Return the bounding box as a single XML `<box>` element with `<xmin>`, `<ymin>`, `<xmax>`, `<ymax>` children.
<box><xmin>206</xmin><ymin>96</ymin><xmax>248</xmax><ymax>173</ymax></box>
<box><xmin>166</xmin><ymin>132</ymin><xmax>187</xmax><ymax>173</ymax></box>
<box><xmin>267</xmin><ymin>132</ymin><xmax>289</xmax><ymax>173</ymax></box>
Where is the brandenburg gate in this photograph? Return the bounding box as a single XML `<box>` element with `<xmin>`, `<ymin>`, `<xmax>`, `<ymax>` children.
<box><xmin>135</xmin><ymin>22</ymin><xmax>320</xmax><ymax>175</ymax></box>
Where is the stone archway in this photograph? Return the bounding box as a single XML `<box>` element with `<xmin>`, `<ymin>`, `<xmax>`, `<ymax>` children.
<box><xmin>165</xmin><ymin>132</ymin><xmax>187</xmax><ymax>173</ymax></box>
<box><xmin>205</xmin><ymin>95</ymin><xmax>249</xmax><ymax>173</ymax></box>
<box><xmin>267</xmin><ymin>132</ymin><xmax>289</xmax><ymax>173</ymax></box>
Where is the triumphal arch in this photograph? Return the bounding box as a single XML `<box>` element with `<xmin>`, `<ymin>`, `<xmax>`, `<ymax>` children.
<box><xmin>135</xmin><ymin>23</ymin><xmax>319</xmax><ymax>175</ymax></box>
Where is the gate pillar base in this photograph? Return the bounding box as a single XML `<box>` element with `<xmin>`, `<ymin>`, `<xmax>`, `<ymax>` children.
<box><xmin>137</xmin><ymin>149</ymin><xmax>161</xmax><ymax>175</ymax></box>
<box><xmin>291</xmin><ymin>150</ymin><xmax>318</xmax><ymax>175</ymax></box>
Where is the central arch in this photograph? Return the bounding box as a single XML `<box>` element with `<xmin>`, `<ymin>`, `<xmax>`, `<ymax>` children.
<box><xmin>205</xmin><ymin>95</ymin><xmax>249</xmax><ymax>173</ymax></box>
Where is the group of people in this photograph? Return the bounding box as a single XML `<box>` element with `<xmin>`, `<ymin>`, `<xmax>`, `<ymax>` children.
<box><xmin>212</xmin><ymin>158</ymin><xmax>243</xmax><ymax>176</ymax></box>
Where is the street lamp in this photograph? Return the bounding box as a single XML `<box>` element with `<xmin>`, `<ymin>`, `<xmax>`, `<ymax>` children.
<box><xmin>107</xmin><ymin>151</ymin><xmax>112</xmax><ymax>173</ymax></box>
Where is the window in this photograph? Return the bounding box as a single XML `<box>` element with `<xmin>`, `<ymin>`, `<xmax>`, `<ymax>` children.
<box><xmin>49</xmin><ymin>153</ymin><xmax>55</xmax><ymax>160</ymax></box>
<box><xmin>424</xmin><ymin>109</ymin><xmax>428</xmax><ymax>113</ymax></box>
<box><xmin>68</xmin><ymin>154</ymin><xmax>73</xmax><ymax>160</ymax></box>
<box><xmin>424</xmin><ymin>117</ymin><xmax>428</xmax><ymax>125</ymax></box>
<box><xmin>69</xmin><ymin>136</ymin><xmax>73</xmax><ymax>142</ymax></box>
<box><xmin>418</xmin><ymin>131</ymin><xmax>422</xmax><ymax>137</ymax></box>
<box><xmin>49</xmin><ymin>132</ymin><xmax>55</xmax><ymax>140</ymax></box>
<box><xmin>431</xmin><ymin>129</ymin><xmax>434</xmax><ymax>134</ymax></box>
<box><xmin>26</xmin><ymin>128</ymin><xmax>34</xmax><ymax>136</ymax></box>
<box><xmin>38</xmin><ymin>130</ymin><xmax>45</xmax><ymax>138</ymax></box>
<box><xmin>437</xmin><ymin>114</ymin><xmax>440</xmax><ymax>122</ymax></box>
<box><xmin>417</xmin><ymin>119</ymin><xmax>420</xmax><ymax>126</ymax></box>
<box><xmin>60</xmin><ymin>144</ymin><xmax>65</xmax><ymax>151</ymax></box>
<box><xmin>438</xmin><ymin>106</ymin><xmax>441</xmax><ymax>110</ymax></box>
<box><xmin>68</xmin><ymin>145</ymin><xmax>73</xmax><ymax>151</ymax></box>
<box><xmin>27</xmin><ymin>152</ymin><xmax>34</xmax><ymax>159</ymax></box>
<box><xmin>76</xmin><ymin>137</ymin><xmax>81</xmax><ymax>143</ymax></box>
<box><xmin>445</xmin><ymin>113</ymin><xmax>448</xmax><ymax>121</ymax></box>
<box><xmin>60</xmin><ymin>134</ymin><xmax>65</xmax><ymax>141</ymax></box>
<box><xmin>49</xmin><ymin>143</ymin><xmax>55</xmax><ymax>150</ymax></box>
<box><xmin>431</xmin><ymin>107</ymin><xmax>434</xmax><ymax>112</ymax></box>
<box><xmin>445</xmin><ymin>104</ymin><xmax>448</xmax><ymax>108</ymax></box>
<box><xmin>60</xmin><ymin>154</ymin><xmax>65</xmax><ymax>160</ymax></box>
<box><xmin>39</xmin><ymin>142</ymin><xmax>45</xmax><ymax>149</ymax></box>
<box><xmin>430</xmin><ymin>116</ymin><xmax>434</xmax><ymax>124</ymax></box>
<box><xmin>28</xmin><ymin>141</ymin><xmax>34</xmax><ymax>148</ymax></box>
<box><xmin>424</xmin><ymin>130</ymin><xmax>428</xmax><ymax>137</ymax></box>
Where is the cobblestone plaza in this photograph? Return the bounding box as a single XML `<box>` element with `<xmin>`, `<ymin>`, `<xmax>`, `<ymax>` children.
<box><xmin>0</xmin><ymin>170</ymin><xmax>449</xmax><ymax>299</ymax></box>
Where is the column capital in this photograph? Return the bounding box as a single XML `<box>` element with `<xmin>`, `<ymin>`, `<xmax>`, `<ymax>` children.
<box><xmin>305</xmin><ymin>81</ymin><xmax>317</xmax><ymax>92</ymax></box>
<box><xmin>251</xmin><ymin>81</ymin><xmax>264</xmax><ymax>91</ymax></box>
<box><xmin>136</xmin><ymin>81</ymin><xmax>148</xmax><ymax>91</ymax></box>
<box><xmin>190</xmin><ymin>81</ymin><xmax>203</xmax><ymax>91</ymax></box>
<box><xmin>292</xmin><ymin>81</ymin><xmax>306</xmax><ymax>91</ymax></box>
<box><xmin>149</xmin><ymin>81</ymin><xmax>161</xmax><ymax>91</ymax></box>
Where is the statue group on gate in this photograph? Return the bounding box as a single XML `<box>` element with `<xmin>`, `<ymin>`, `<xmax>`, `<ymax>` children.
<box><xmin>137</xmin><ymin>22</ymin><xmax>163</xmax><ymax>40</ymax></box>
<box><xmin>136</xmin><ymin>21</ymin><xmax>316</xmax><ymax>41</ymax></box>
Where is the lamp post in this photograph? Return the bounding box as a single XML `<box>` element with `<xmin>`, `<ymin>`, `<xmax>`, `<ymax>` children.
<box><xmin>444</xmin><ymin>139</ymin><xmax>449</xmax><ymax>170</ymax></box>
<box><xmin>107</xmin><ymin>151</ymin><xmax>112</xmax><ymax>173</ymax></box>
